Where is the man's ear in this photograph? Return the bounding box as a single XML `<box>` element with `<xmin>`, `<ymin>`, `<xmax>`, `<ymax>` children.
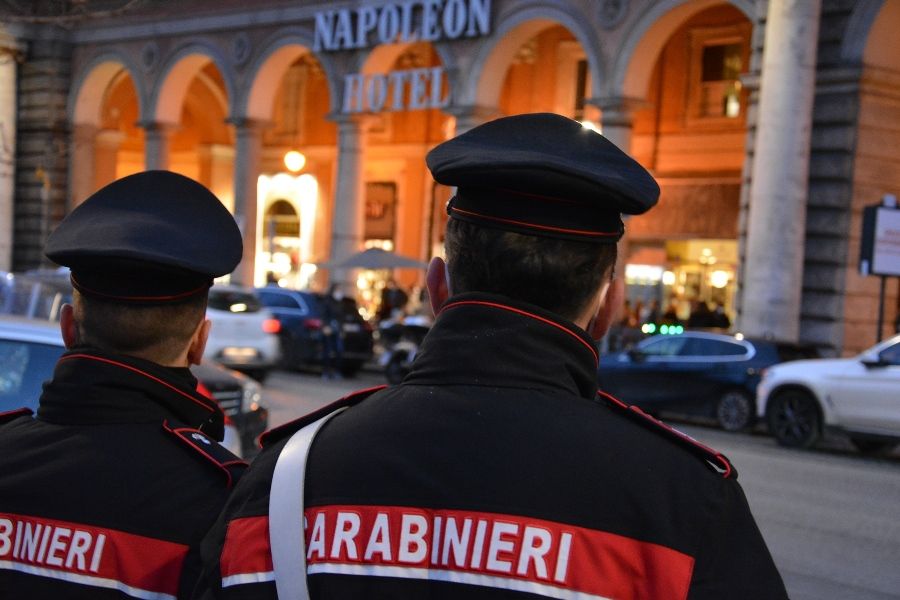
<box><xmin>187</xmin><ymin>318</ymin><xmax>212</xmax><ymax>366</ymax></box>
<box><xmin>588</xmin><ymin>277</ymin><xmax>625</xmax><ymax>340</ymax></box>
<box><xmin>426</xmin><ymin>257</ymin><xmax>450</xmax><ymax>317</ymax></box>
<box><xmin>60</xmin><ymin>303</ymin><xmax>79</xmax><ymax>349</ymax></box>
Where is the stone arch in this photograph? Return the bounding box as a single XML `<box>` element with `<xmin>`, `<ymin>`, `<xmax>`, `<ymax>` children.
<box><xmin>463</xmin><ymin>2</ymin><xmax>604</xmax><ymax>109</ymax></box>
<box><xmin>150</xmin><ymin>40</ymin><xmax>234</xmax><ymax>124</ymax></box>
<box><xmin>241</xmin><ymin>28</ymin><xmax>339</xmax><ymax>121</ymax></box>
<box><xmin>841</xmin><ymin>0</ymin><xmax>887</xmax><ymax>64</ymax></box>
<box><xmin>610</xmin><ymin>0</ymin><xmax>754</xmax><ymax>100</ymax></box>
<box><xmin>69</xmin><ymin>51</ymin><xmax>144</xmax><ymax>126</ymax></box>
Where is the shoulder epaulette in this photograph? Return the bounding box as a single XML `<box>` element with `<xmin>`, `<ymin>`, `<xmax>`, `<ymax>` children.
<box><xmin>260</xmin><ymin>385</ymin><xmax>388</xmax><ymax>448</ymax></box>
<box><xmin>0</xmin><ymin>407</ymin><xmax>33</xmax><ymax>425</ymax></box>
<box><xmin>162</xmin><ymin>420</ymin><xmax>249</xmax><ymax>488</ymax></box>
<box><xmin>597</xmin><ymin>391</ymin><xmax>736</xmax><ymax>479</ymax></box>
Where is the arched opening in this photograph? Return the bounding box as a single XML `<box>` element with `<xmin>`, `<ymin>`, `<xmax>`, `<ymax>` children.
<box><xmin>498</xmin><ymin>24</ymin><xmax>595</xmax><ymax>121</ymax></box>
<box><xmin>355</xmin><ymin>41</ymin><xmax>450</xmax><ymax>315</ymax></box>
<box><xmin>620</xmin><ymin>4</ymin><xmax>752</xmax><ymax>328</ymax></box>
<box><xmin>251</xmin><ymin>47</ymin><xmax>332</xmax><ymax>289</ymax></box>
<box><xmin>69</xmin><ymin>59</ymin><xmax>143</xmax><ymax>206</ymax></box>
<box><xmin>162</xmin><ymin>60</ymin><xmax>233</xmax><ymax>210</ymax></box>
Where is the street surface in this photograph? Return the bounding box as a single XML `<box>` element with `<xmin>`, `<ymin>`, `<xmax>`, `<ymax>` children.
<box><xmin>260</xmin><ymin>368</ymin><xmax>900</xmax><ymax>600</ymax></box>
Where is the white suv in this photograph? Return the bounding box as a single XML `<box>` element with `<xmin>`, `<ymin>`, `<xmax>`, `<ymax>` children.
<box><xmin>757</xmin><ymin>334</ymin><xmax>900</xmax><ymax>453</ymax></box>
<box><xmin>203</xmin><ymin>285</ymin><xmax>281</xmax><ymax>382</ymax></box>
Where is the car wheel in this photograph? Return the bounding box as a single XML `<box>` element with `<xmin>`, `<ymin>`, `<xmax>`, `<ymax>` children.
<box><xmin>850</xmin><ymin>437</ymin><xmax>896</xmax><ymax>456</ymax></box>
<box><xmin>716</xmin><ymin>389</ymin><xmax>754</xmax><ymax>432</ymax></box>
<box><xmin>767</xmin><ymin>389</ymin><xmax>820</xmax><ymax>448</ymax></box>
<box><xmin>385</xmin><ymin>352</ymin><xmax>410</xmax><ymax>385</ymax></box>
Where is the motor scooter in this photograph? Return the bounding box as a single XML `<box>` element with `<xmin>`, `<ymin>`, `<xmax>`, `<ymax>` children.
<box><xmin>378</xmin><ymin>314</ymin><xmax>432</xmax><ymax>384</ymax></box>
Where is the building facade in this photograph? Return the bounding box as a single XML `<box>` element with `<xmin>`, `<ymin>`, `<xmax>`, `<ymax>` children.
<box><xmin>0</xmin><ymin>0</ymin><xmax>897</xmax><ymax>355</ymax></box>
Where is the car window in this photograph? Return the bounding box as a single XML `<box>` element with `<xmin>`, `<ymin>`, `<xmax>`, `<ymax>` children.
<box><xmin>0</xmin><ymin>340</ymin><xmax>65</xmax><ymax>411</ymax></box>
<box><xmin>638</xmin><ymin>336</ymin><xmax>687</xmax><ymax>357</ymax></box>
<box><xmin>776</xmin><ymin>343</ymin><xmax>820</xmax><ymax>361</ymax></box>
<box><xmin>879</xmin><ymin>342</ymin><xmax>900</xmax><ymax>366</ymax></box>
<box><xmin>208</xmin><ymin>290</ymin><xmax>262</xmax><ymax>313</ymax></box>
<box><xmin>682</xmin><ymin>337</ymin><xmax>748</xmax><ymax>357</ymax></box>
<box><xmin>258</xmin><ymin>291</ymin><xmax>301</xmax><ymax>310</ymax></box>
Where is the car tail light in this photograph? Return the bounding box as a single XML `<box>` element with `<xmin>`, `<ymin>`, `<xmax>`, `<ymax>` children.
<box><xmin>303</xmin><ymin>318</ymin><xmax>323</xmax><ymax>330</ymax></box>
<box><xmin>262</xmin><ymin>318</ymin><xmax>281</xmax><ymax>334</ymax></box>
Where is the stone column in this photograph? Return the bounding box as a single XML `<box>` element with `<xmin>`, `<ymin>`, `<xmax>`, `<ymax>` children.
<box><xmin>739</xmin><ymin>0</ymin><xmax>822</xmax><ymax>341</ymax></box>
<box><xmin>230</xmin><ymin>119</ymin><xmax>266</xmax><ymax>286</ymax></box>
<box><xmin>589</xmin><ymin>97</ymin><xmax>648</xmax><ymax>281</ymax></box>
<box><xmin>68</xmin><ymin>124</ymin><xmax>98</xmax><ymax>208</ymax></box>
<box><xmin>94</xmin><ymin>129</ymin><xmax>125</xmax><ymax>190</ymax></box>
<box><xmin>327</xmin><ymin>114</ymin><xmax>367</xmax><ymax>284</ymax></box>
<box><xmin>0</xmin><ymin>39</ymin><xmax>22</xmax><ymax>271</ymax></box>
<box><xmin>588</xmin><ymin>96</ymin><xmax>646</xmax><ymax>154</ymax></box>
<box><xmin>140</xmin><ymin>122</ymin><xmax>175</xmax><ymax>171</ymax></box>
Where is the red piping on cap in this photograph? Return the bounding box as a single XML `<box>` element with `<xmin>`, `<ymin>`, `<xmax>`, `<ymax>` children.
<box><xmin>441</xmin><ymin>299</ymin><xmax>598</xmax><ymax>362</ymax></box>
<box><xmin>450</xmin><ymin>206</ymin><xmax>620</xmax><ymax>238</ymax></box>
<box><xmin>71</xmin><ymin>274</ymin><xmax>211</xmax><ymax>302</ymax></box>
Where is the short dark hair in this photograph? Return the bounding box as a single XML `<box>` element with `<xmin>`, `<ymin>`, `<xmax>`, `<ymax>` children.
<box><xmin>444</xmin><ymin>218</ymin><xmax>617</xmax><ymax>321</ymax></box>
<box><xmin>73</xmin><ymin>290</ymin><xmax>208</xmax><ymax>363</ymax></box>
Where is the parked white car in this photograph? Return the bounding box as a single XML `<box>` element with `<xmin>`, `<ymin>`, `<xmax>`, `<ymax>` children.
<box><xmin>203</xmin><ymin>285</ymin><xmax>281</xmax><ymax>382</ymax></box>
<box><xmin>757</xmin><ymin>334</ymin><xmax>900</xmax><ymax>453</ymax></box>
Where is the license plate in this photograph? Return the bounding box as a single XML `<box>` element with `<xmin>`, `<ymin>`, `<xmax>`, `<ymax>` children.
<box><xmin>221</xmin><ymin>347</ymin><xmax>259</xmax><ymax>362</ymax></box>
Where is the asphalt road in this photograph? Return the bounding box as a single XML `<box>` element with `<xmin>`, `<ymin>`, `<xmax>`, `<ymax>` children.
<box><xmin>260</xmin><ymin>368</ymin><xmax>900</xmax><ymax>600</ymax></box>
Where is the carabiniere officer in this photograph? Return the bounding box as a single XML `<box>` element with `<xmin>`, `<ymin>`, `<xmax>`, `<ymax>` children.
<box><xmin>192</xmin><ymin>113</ymin><xmax>788</xmax><ymax>600</ymax></box>
<box><xmin>0</xmin><ymin>171</ymin><xmax>247</xmax><ymax>599</ymax></box>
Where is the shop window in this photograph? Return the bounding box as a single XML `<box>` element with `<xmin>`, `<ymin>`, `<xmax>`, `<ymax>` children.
<box><xmin>688</xmin><ymin>25</ymin><xmax>750</xmax><ymax>124</ymax></box>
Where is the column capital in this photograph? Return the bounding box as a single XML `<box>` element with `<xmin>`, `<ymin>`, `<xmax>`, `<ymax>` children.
<box><xmin>445</xmin><ymin>104</ymin><xmax>501</xmax><ymax>135</ymax></box>
<box><xmin>586</xmin><ymin>96</ymin><xmax>650</xmax><ymax>128</ymax></box>
<box><xmin>226</xmin><ymin>116</ymin><xmax>272</xmax><ymax>133</ymax></box>
<box><xmin>136</xmin><ymin>120</ymin><xmax>178</xmax><ymax>135</ymax></box>
<box><xmin>326</xmin><ymin>112</ymin><xmax>380</xmax><ymax>133</ymax></box>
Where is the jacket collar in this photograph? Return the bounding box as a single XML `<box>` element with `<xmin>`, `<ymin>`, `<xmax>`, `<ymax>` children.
<box><xmin>37</xmin><ymin>347</ymin><xmax>225</xmax><ymax>439</ymax></box>
<box><xmin>405</xmin><ymin>292</ymin><xmax>599</xmax><ymax>399</ymax></box>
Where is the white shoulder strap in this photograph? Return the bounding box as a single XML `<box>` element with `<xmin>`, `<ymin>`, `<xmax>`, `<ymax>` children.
<box><xmin>269</xmin><ymin>407</ymin><xmax>347</xmax><ymax>600</ymax></box>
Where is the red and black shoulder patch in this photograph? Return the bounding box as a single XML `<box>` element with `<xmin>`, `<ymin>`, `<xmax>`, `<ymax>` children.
<box><xmin>162</xmin><ymin>420</ymin><xmax>248</xmax><ymax>488</ymax></box>
<box><xmin>597</xmin><ymin>391</ymin><xmax>736</xmax><ymax>479</ymax></box>
<box><xmin>0</xmin><ymin>407</ymin><xmax>33</xmax><ymax>425</ymax></box>
<box><xmin>260</xmin><ymin>385</ymin><xmax>388</xmax><ymax>448</ymax></box>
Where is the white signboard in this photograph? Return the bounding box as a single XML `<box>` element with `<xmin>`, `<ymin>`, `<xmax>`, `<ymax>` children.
<box><xmin>872</xmin><ymin>207</ymin><xmax>900</xmax><ymax>277</ymax></box>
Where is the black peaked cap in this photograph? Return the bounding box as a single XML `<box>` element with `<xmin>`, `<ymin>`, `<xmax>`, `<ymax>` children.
<box><xmin>45</xmin><ymin>170</ymin><xmax>242</xmax><ymax>304</ymax></box>
<box><xmin>426</xmin><ymin>113</ymin><xmax>659</xmax><ymax>243</ymax></box>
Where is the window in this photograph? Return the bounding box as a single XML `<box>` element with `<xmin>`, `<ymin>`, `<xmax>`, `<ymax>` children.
<box><xmin>688</xmin><ymin>24</ymin><xmax>750</xmax><ymax>123</ymax></box>
<box><xmin>682</xmin><ymin>337</ymin><xmax>747</xmax><ymax>357</ymax></box>
<box><xmin>699</xmin><ymin>43</ymin><xmax>742</xmax><ymax>118</ymax></box>
<box><xmin>258</xmin><ymin>291</ymin><xmax>301</xmax><ymax>310</ymax></box>
<box><xmin>638</xmin><ymin>336</ymin><xmax>687</xmax><ymax>357</ymax></box>
<box><xmin>880</xmin><ymin>342</ymin><xmax>900</xmax><ymax>366</ymax></box>
<box><xmin>208</xmin><ymin>290</ymin><xmax>263</xmax><ymax>313</ymax></box>
<box><xmin>0</xmin><ymin>340</ymin><xmax>65</xmax><ymax>411</ymax></box>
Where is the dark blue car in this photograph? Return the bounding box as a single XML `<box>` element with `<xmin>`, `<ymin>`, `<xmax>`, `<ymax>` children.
<box><xmin>598</xmin><ymin>331</ymin><xmax>818</xmax><ymax>431</ymax></box>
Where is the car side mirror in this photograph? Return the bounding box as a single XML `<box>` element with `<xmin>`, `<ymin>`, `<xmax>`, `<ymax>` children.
<box><xmin>860</xmin><ymin>353</ymin><xmax>885</xmax><ymax>368</ymax></box>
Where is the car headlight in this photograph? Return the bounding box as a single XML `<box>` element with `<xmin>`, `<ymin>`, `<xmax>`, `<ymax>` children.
<box><xmin>241</xmin><ymin>378</ymin><xmax>262</xmax><ymax>413</ymax></box>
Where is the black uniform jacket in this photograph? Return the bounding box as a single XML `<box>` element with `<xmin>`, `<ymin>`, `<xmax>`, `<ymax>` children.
<box><xmin>193</xmin><ymin>293</ymin><xmax>788</xmax><ymax>600</ymax></box>
<box><xmin>0</xmin><ymin>347</ymin><xmax>247</xmax><ymax>599</ymax></box>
